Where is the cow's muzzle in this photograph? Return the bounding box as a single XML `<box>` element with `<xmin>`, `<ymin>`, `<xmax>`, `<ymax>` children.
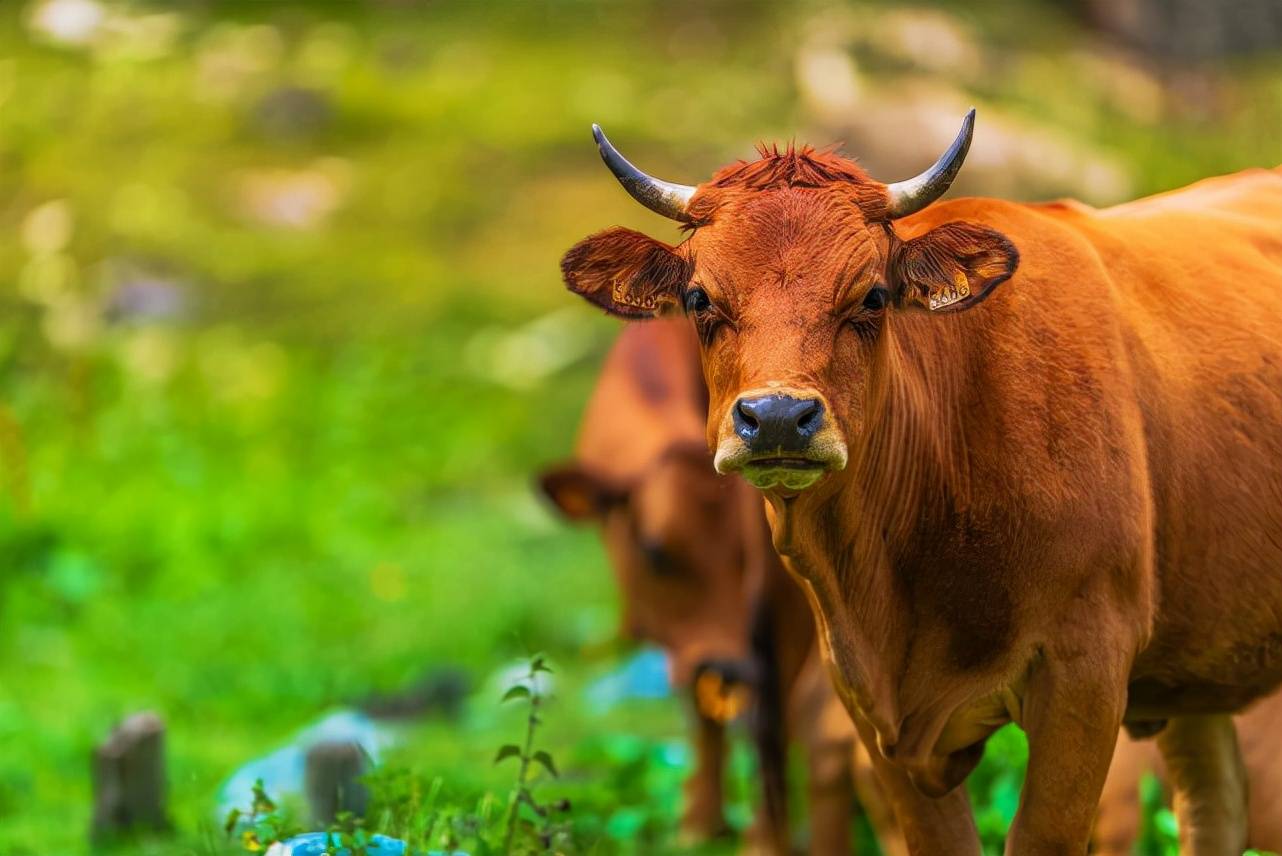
<box><xmin>713</xmin><ymin>388</ymin><xmax>847</xmax><ymax>491</ymax></box>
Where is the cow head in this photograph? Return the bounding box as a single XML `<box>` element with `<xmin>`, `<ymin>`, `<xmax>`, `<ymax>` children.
<box><xmin>560</xmin><ymin>112</ymin><xmax>1018</xmax><ymax>497</ymax></box>
<box><xmin>538</xmin><ymin>443</ymin><xmax>755</xmax><ymax>722</ymax></box>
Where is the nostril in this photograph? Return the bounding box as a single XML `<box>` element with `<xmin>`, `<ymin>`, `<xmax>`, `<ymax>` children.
<box><xmin>695</xmin><ymin>657</ymin><xmax>757</xmax><ymax>687</ymax></box>
<box><xmin>796</xmin><ymin>400</ymin><xmax>824</xmax><ymax>436</ymax></box>
<box><xmin>733</xmin><ymin>399</ymin><xmax>760</xmax><ymax>438</ymax></box>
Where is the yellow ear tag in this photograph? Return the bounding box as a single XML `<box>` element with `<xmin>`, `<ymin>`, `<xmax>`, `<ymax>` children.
<box><xmin>928</xmin><ymin>271</ymin><xmax>971</xmax><ymax>310</ymax></box>
<box><xmin>694</xmin><ymin>671</ymin><xmax>750</xmax><ymax>723</ymax></box>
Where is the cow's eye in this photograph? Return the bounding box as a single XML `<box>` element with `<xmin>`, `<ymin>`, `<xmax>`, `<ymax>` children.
<box><xmin>862</xmin><ymin>286</ymin><xmax>889</xmax><ymax>312</ymax></box>
<box><xmin>684</xmin><ymin>287</ymin><xmax>712</xmax><ymax>315</ymax></box>
<box><xmin>641</xmin><ymin>540</ymin><xmax>679</xmax><ymax>576</ymax></box>
<box><xmin>684</xmin><ymin>286</ymin><xmax>727</xmax><ymax>345</ymax></box>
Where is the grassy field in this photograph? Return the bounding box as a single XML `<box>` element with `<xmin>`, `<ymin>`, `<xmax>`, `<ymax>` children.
<box><xmin>2</xmin><ymin>1</ymin><xmax>1280</xmax><ymax>853</ymax></box>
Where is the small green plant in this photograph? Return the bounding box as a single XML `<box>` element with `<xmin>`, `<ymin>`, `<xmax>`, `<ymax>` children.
<box><xmin>223</xmin><ymin>778</ymin><xmax>302</xmax><ymax>853</ymax></box>
<box><xmin>223</xmin><ymin>783</ymin><xmax>374</xmax><ymax>855</ymax></box>
<box><xmin>323</xmin><ymin>811</ymin><xmax>375</xmax><ymax>856</ymax></box>
<box><xmin>494</xmin><ymin>654</ymin><xmax>572</xmax><ymax>854</ymax></box>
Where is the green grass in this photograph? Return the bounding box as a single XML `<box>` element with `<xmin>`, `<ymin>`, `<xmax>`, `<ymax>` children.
<box><xmin>2</xmin><ymin>0</ymin><xmax>1278</xmax><ymax>852</ymax></box>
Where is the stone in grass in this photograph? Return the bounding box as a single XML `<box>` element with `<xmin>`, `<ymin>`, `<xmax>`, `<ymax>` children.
<box><xmin>91</xmin><ymin>711</ymin><xmax>170</xmax><ymax>839</ymax></box>
<box><xmin>265</xmin><ymin>831</ymin><xmax>468</xmax><ymax>855</ymax></box>
<box><xmin>304</xmin><ymin>740</ymin><xmax>369</xmax><ymax>824</ymax></box>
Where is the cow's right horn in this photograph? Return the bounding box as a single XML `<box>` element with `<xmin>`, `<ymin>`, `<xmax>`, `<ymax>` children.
<box><xmin>884</xmin><ymin>108</ymin><xmax>976</xmax><ymax>219</ymax></box>
<box><xmin>593</xmin><ymin>124</ymin><xmax>696</xmax><ymax>223</ymax></box>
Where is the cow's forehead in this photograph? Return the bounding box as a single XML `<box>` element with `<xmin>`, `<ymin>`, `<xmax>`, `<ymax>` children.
<box><xmin>688</xmin><ymin>187</ymin><xmax>884</xmax><ymax>300</ymax></box>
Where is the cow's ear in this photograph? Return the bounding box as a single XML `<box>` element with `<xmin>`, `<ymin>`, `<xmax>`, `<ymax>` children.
<box><xmin>537</xmin><ymin>463</ymin><xmax>626</xmax><ymax>522</ymax></box>
<box><xmin>561</xmin><ymin>227</ymin><xmax>690</xmax><ymax>319</ymax></box>
<box><xmin>889</xmin><ymin>221</ymin><xmax>1018</xmax><ymax>313</ymax></box>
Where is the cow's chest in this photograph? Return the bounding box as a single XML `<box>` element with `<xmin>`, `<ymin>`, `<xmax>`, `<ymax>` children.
<box><xmin>769</xmin><ymin>493</ymin><xmax>1039</xmax><ymax>775</ymax></box>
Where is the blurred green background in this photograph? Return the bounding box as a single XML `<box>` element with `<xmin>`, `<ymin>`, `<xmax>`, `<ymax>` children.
<box><xmin>2</xmin><ymin>0</ymin><xmax>1281</xmax><ymax>853</ymax></box>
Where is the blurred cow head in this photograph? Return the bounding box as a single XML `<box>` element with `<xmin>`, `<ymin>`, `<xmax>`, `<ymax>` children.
<box><xmin>539</xmin><ymin>442</ymin><xmax>755</xmax><ymax>722</ymax></box>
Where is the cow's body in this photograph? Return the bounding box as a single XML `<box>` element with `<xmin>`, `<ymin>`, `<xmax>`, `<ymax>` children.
<box><xmin>1095</xmin><ymin>689</ymin><xmax>1282</xmax><ymax>854</ymax></box>
<box><xmin>767</xmin><ymin>168</ymin><xmax>1282</xmax><ymax>851</ymax></box>
<box><xmin>1073</xmin><ymin>174</ymin><xmax>1282</xmax><ymax>719</ymax></box>
<box><xmin>544</xmin><ymin>320</ymin><xmax>894</xmax><ymax>852</ymax></box>
<box><xmin>799</xmin><ymin>167</ymin><xmax>1282</xmax><ymax>756</ymax></box>
<box><xmin>562</xmin><ymin>132</ymin><xmax>1282</xmax><ymax>853</ymax></box>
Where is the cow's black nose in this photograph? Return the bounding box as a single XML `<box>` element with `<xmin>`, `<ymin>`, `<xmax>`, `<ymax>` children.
<box><xmin>732</xmin><ymin>395</ymin><xmax>824</xmax><ymax>453</ymax></box>
<box><xmin>694</xmin><ymin>658</ymin><xmax>756</xmax><ymax>688</ymax></box>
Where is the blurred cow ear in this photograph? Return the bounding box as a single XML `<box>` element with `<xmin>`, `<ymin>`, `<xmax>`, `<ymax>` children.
<box><xmin>561</xmin><ymin>227</ymin><xmax>691</xmax><ymax>319</ymax></box>
<box><xmin>889</xmin><ymin>221</ymin><xmax>1018</xmax><ymax>313</ymax></box>
<box><xmin>537</xmin><ymin>463</ymin><xmax>626</xmax><ymax>522</ymax></box>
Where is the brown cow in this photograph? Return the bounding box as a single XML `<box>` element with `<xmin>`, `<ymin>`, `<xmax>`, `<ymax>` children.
<box><xmin>558</xmin><ymin>113</ymin><xmax>1282</xmax><ymax>854</ymax></box>
<box><xmin>538</xmin><ymin>320</ymin><xmax>901</xmax><ymax>854</ymax></box>
<box><xmin>1094</xmin><ymin>690</ymin><xmax>1282</xmax><ymax>855</ymax></box>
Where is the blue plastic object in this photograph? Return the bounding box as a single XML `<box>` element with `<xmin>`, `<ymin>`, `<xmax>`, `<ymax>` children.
<box><xmin>266</xmin><ymin>833</ymin><xmax>407</xmax><ymax>855</ymax></box>
<box><xmin>266</xmin><ymin>832</ymin><xmax>467</xmax><ymax>856</ymax></box>
<box><xmin>584</xmin><ymin>647</ymin><xmax>671</xmax><ymax>713</ymax></box>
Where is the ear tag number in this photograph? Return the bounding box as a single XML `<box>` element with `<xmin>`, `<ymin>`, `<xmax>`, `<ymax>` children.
<box><xmin>929</xmin><ymin>271</ymin><xmax>971</xmax><ymax>311</ymax></box>
<box><xmin>612</xmin><ymin>276</ymin><xmax>657</xmax><ymax>311</ymax></box>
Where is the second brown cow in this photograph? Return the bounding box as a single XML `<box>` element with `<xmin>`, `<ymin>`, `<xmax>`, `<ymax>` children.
<box><xmin>539</xmin><ymin>319</ymin><xmax>898</xmax><ymax>854</ymax></box>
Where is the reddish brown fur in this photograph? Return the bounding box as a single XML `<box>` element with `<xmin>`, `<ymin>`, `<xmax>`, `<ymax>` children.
<box><xmin>561</xmin><ymin>142</ymin><xmax>1282</xmax><ymax>853</ymax></box>
<box><xmin>686</xmin><ymin>145</ymin><xmax>890</xmax><ymax>226</ymax></box>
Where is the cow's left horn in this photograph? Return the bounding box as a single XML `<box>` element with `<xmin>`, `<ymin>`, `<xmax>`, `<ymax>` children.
<box><xmin>593</xmin><ymin>124</ymin><xmax>696</xmax><ymax>223</ymax></box>
<box><xmin>884</xmin><ymin>108</ymin><xmax>976</xmax><ymax>219</ymax></box>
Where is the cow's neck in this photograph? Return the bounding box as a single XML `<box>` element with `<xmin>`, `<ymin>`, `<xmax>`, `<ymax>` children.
<box><xmin>765</xmin><ymin>314</ymin><xmax>977</xmax><ymax>745</ymax></box>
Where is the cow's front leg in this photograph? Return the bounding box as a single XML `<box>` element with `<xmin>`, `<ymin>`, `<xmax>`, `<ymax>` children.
<box><xmin>1091</xmin><ymin>732</ymin><xmax>1161</xmax><ymax>856</ymax></box>
<box><xmin>1156</xmin><ymin>714</ymin><xmax>1248</xmax><ymax>855</ymax></box>
<box><xmin>850</xmin><ymin>739</ymin><xmax>908</xmax><ymax>856</ymax></box>
<box><xmin>803</xmin><ymin>737</ymin><xmax>853</xmax><ymax>856</ymax></box>
<box><xmin>851</xmin><ymin>713</ymin><xmax>981</xmax><ymax>856</ymax></box>
<box><xmin>680</xmin><ymin>709</ymin><xmax>730</xmax><ymax>842</ymax></box>
<box><xmin>1006</xmin><ymin>645</ymin><xmax>1129</xmax><ymax>855</ymax></box>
